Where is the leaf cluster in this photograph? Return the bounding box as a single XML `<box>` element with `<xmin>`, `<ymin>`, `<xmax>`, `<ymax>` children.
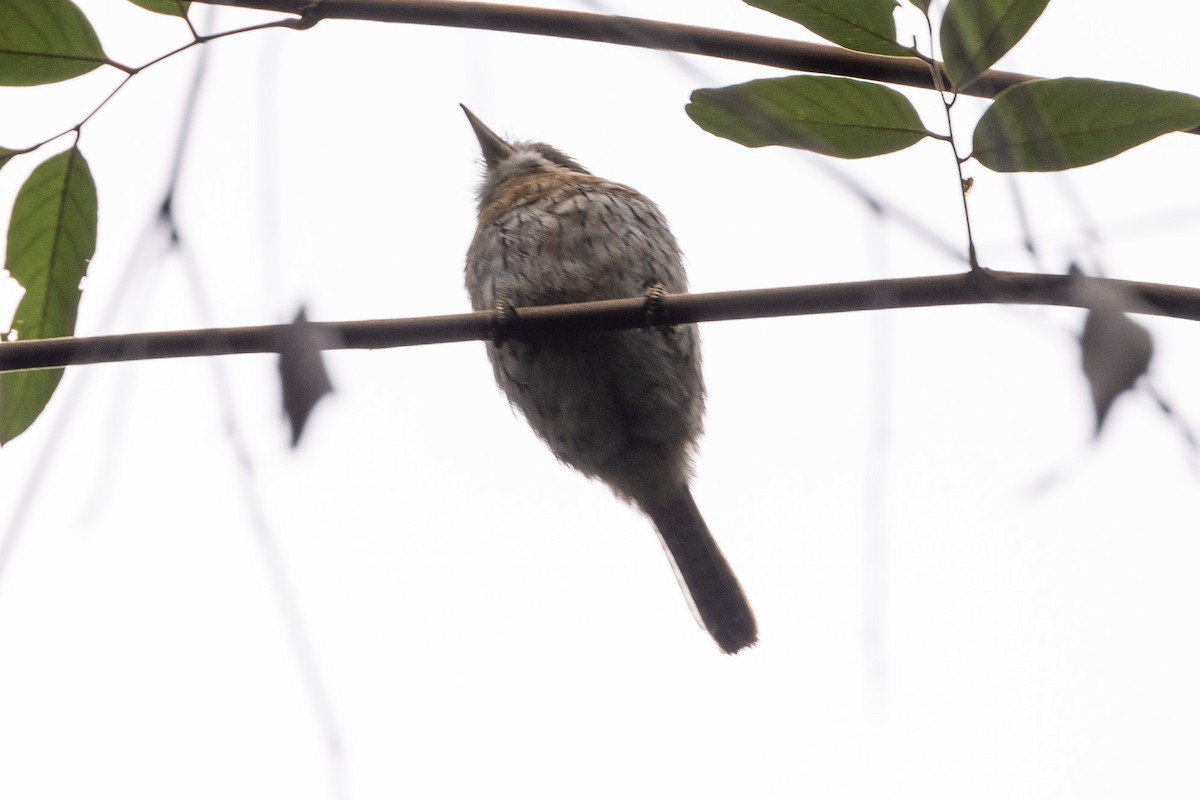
<box><xmin>689</xmin><ymin>0</ymin><xmax>1200</xmax><ymax>171</ymax></box>
<box><xmin>686</xmin><ymin>0</ymin><xmax>1185</xmax><ymax>433</ymax></box>
<box><xmin>0</xmin><ymin>0</ymin><xmax>188</xmax><ymax>443</ymax></box>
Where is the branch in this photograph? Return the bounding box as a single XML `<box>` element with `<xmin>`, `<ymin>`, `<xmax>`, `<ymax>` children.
<box><xmin>199</xmin><ymin>0</ymin><xmax>1200</xmax><ymax>135</ymax></box>
<box><xmin>4</xmin><ymin>271</ymin><xmax>1199</xmax><ymax>373</ymax></box>
<box><xmin>202</xmin><ymin>0</ymin><xmax>1033</xmax><ymax>99</ymax></box>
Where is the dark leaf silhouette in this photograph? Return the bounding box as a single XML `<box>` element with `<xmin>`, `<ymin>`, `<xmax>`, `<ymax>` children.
<box><xmin>1073</xmin><ymin>269</ymin><xmax>1153</xmax><ymax>434</ymax></box>
<box><xmin>278</xmin><ymin>306</ymin><xmax>335</xmax><ymax>447</ymax></box>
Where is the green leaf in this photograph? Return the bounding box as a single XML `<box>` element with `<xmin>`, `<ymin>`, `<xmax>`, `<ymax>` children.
<box><xmin>1</xmin><ymin>147</ymin><xmax>98</xmax><ymax>444</ymax></box>
<box><xmin>0</xmin><ymin>0</ymin><xmax>108</xmax><ymax>86</ymax></box>
<box><xmin>127</xmin><ymin>0</ymin><xmax>191</xmax><ymax>17</ymax></box>
<box><xmin>973</xmin><ymin>78</ymin><xmax>1200</xmax><ymax>172</ymax></box>
<box><xmin>744</xmin><ymin>0</ymin><xmax>910</xmax><ymax>57</ymax></box>
<box><xmin>687</xmin><ymin>76</ymin><xmax>932</xmax><ymax>159</ymax></box>
<box><xmin>940</xmin><ymin>0</ymin><xmax>1050</xmax><ymax>87</ymax></box>
<box><xmin>909</xmin><ymin>0</ymin><xmax>932</xmax><ymax>12</ymax></box>
<box><xmin>0</xmin><ymin>148</ymin><xmax>17</xmax><ymax>172</ymax></box>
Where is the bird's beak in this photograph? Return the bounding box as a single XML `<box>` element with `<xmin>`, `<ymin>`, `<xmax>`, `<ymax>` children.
<box><xmin>460</xmin><ymin>104</ymin><xmax>513</xmax><ymax>168</ymax></box>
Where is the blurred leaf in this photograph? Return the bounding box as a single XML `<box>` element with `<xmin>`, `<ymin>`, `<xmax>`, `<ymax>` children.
<box><xmin>973</xmin><ymin>78</ymin><xmax>1200</xmax><ymax>172</ymax></box>
<box><xmin>278</xmin><ymin>307</ymin><xmax>336</xmax><ymax>447</ymax></box>
<box><xmin>909</xmin><ymin>0</ymin><xmax>932</xmax><ymax>12</ymax></box>
<box><xmin>0</xmin><ymin>147</ymin><xmax>97</xmax><ymax>444</ymax></box>
<box><xmin>0</xmin><ymin>0</ymin><xmax>108</xmax><ymax>86</ymax></box>
<box><xmin>940</xmin><ymin>0</ymin><xmax>1050</xmax><ymax>87</ymax></box>
<box><xmin>127</xmin><ymin>0</ymin><xmax>191</xmax><ymax>17</ymax></box>
<box><xmin>0</xmin><ymin>148</ymin><xmax>16</xmax><ymax>172</ymax></box>
<box><xmin>1072</xmin><ymin>268</ymin><xmax>1153</xmax><ymax>435</ymax></box>
<box><xmin>743</xmin><ymin>0</ymin><xmax>910</xmax><ymax>56</ymax></box>
<box><xmin>688</xmin><ymin>76</ymin><xmax>931</xmax><ymax>158</ymax></box>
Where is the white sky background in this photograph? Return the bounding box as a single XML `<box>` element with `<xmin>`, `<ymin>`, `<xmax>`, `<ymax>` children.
<box><xmin>2</xmin><ymin>0</ymin><xmax>1200</xmax><ymax>797</ymax></box>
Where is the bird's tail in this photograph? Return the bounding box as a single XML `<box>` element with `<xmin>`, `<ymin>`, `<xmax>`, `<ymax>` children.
<box><xmin>643</xmin><ymin>488</ymin><xmax>757</xmax><ymax>654</ymax></box>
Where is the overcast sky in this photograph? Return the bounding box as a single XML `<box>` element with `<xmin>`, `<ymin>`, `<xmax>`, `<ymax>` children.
<box><xmin>2</xmin><ymin>1</ymin><xmax>1200</xmax><ymax>798</ymax></box>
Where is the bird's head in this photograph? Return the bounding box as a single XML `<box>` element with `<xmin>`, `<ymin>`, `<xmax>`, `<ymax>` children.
<box><xmin>461</xmin><ymin>104</ymin><xmax>591</xmax><ymax>208</ymax></box>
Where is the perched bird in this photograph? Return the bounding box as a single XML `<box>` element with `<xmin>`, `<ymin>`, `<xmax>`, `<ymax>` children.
<box><xmin>462</xmin><ymin>105</ymin><xmax>756</xmax><ymax>654</ymax></box>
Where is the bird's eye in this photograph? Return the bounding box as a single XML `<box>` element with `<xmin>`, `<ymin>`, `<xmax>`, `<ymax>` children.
<box><xmin>535</xmin><ymin>144</ymin><xmax>591</xmax><ymax>175</ymax></box>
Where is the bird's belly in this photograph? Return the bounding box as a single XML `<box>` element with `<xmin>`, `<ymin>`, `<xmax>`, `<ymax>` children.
<box><xmin>488</xmin><ymin>328</ymin><xmax>703</xmax><ymax>497</ymax></box>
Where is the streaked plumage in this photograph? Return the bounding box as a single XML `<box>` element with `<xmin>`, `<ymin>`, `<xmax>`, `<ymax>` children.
<box><xmin>462</xmin><ymin>106</ymin><xmax>756</xmax><ymax>654</ymax></box>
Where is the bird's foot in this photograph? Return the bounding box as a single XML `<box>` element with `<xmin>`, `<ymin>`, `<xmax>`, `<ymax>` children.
<box><xmin>490</xmin><ymin>298</ymin><xmax>518</xmax><ymax>347</ymax></box>
<box><xmin>643</xmin><ymin>282</ymin><xmax>670</xmax><ymax>331</ymax></box>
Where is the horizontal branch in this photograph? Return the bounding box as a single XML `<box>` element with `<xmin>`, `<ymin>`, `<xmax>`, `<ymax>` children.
<box><xmin>202</xmin><ymin>0</ymin><xmax>1200</xmax><ymax>136</ymax></box>
<box><xmin>3</xmin><ymin>271</ymin><xmax>1199</xmax><ymax>373</ymax></box>
<box><xmin>205</xmin><ymin>0</ymin><xmax>1034</xmax><ymax>98</ymax></box>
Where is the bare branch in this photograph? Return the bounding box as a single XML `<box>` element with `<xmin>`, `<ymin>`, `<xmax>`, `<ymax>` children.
<box><xmin>197</xmin><ymin>0</ymin><xmax>1200</xmax><ymax>136</ymax></box>
<box><xmin>5</xmin><ymin>270</ymin><xmax>1200</xmax><ymax>373</ymax></box>
<box><xmin>201</xmin><ymin>0</ymin><xmax>1032</xmax><ymax>99</ymax></box>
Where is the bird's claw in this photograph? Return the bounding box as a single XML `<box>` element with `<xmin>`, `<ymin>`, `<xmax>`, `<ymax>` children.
<box><xmin>643</xmin><ymin>282</ymin><xmax>670</xmax><ymax>331</ymax></box>
<box><xmin>490</xmin><ymin>298</ymin><xmax>518</xmax><ymax>347</ymax></box>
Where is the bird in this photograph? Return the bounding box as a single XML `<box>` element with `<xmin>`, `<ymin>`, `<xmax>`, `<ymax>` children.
<box><xmin>461</xmin><ymin>105</ymin><xmax>756</xmax><ymax>654</ymax></box>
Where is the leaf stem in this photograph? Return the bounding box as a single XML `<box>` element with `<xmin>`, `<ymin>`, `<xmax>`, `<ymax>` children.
<box><xmin>939</xmin><ymin>98</ymin><xmax>980</xmax><ymax>269</ymax></box>
<box><xmin>918</xmin><ymin>12</ymin><xmax>980</xmax><ymax>271</ymax></box>
<box><xmin>14</xmin><ymin>15</ymin><xmax>303</xmax><ymax>157</ymax></box>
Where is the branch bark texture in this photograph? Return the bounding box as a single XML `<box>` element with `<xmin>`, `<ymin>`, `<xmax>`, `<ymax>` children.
<box><xmin>3</xmin><ymin>271</ymin><xmax>1198</xmax><ymax>373</ymax></box>
<box><xmin>206</xmin><ymin>0</ymin><xmax>1036</xmax><ymax>99</ymax></box>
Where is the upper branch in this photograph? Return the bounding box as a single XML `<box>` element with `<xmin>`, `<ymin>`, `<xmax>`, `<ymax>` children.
<box><xmin>200</xmin><ymin>0</ymin><xmax>1035</xmax><ymax>99</ymax></box>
